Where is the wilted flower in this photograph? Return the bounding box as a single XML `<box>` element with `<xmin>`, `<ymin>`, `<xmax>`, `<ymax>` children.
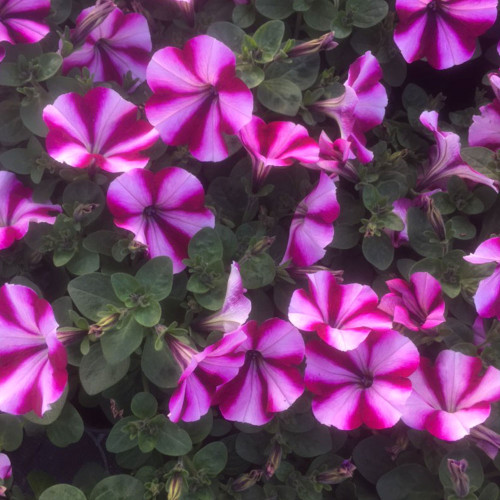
<box><xmin>315</xmin><ymin>132</ymin><xmax>356</xmax><ymax>181</ymax></box>
<box><xmin>232</xmin><ymin>470</ymin><xmax>262</xmax><ymax>492</ymax></box>
<box><xmin>315</xmin><ymin>459</ymin><xmax>356</xmax><ymax>484</ymax></box>
<box><xmin>447</xmin><ymin>459</ymin><xmax>470</xmax><ymax>498</ymax></box>
<box><xmin>469</xmin><ymin>424</ymin><xmax>500</xmax><ymax>459</ymax></box>
<box><xmin>107</xmin><ymin>167</ymin><xmax>215</xmax><ymax>272</ymax></box>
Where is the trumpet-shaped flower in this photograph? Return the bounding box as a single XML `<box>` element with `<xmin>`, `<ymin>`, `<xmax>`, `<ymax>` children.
<box><xmin>463</xmin><ymin>236</ymin><xmax>500</xmax><ymax>319</ymax></box>
<box><xmin>217</xmin><ymin>319</ymin><xmax>305</xmax><ymax>425</ymax></box>
<box><xmin>167</xmin><ymin>331</ymin><xmax>247</xmax><ymax>422</ymax></box>
<box><xmin>281</xmin><ymin>172</ymin><xmax>340</xmax><ymax>267</ymax></box>
<box><xmin>0</xmin><ymin>0</ymin><xmax>50</xmax><ymax>62</ymax></box>
<box><xmin>106</xmin><ymin>167</ymin><xmax>215</xmax><ymax>272</ymax></box>
<box><xmin>416</xmin><ymin>111</ymin><xmax>496</xmax><ymax>192</ymax></box>
<box><xmin>394</xmin><ymin>0</ymin><xmax>498</xmax><ymax>70</ymax></box>
<box><xmin>0</xmin><ymin>171</ymin><xmax>60</xmax><ymax>250</ymax></box>
<box><xmin>379</xmin><ymin>272</ymin><xmax>446</xmax><ymax>331</ymax></box>
<box><xmin>0</xmin><ymin>284</ymin><xmax>67</xmax><ymax>417</ymax></box>
<box><xmin>43</xmin><ymin>87</ymin><xmax>159</xmax><ymax>173</ymax></box>
<box><xmin>312</xmin><ymin>52</ymin><xmax>387</xmax><ymax>163</ymax></box>
<box><xmin>305</xmin><ymin>330</ymin><xmax>420</xmax><ymax>430</ymax></box>
<box><xmin>401</xmin><ymin>350</ymin><xmax>500</xmax><ymax>441</ymax></box>
<box><xmin>238</xmin><ymin>116</ymin><xmax>320</xmax><ymax>184</ymax></box>
<box><xmin>146</xmin><ymin>35</ymin><xmax>253</xmax><ymax>162</ymax></box>
<box><xmin>62</xmin><ymin>5</ymin><xmax>152</xmax><ymax>87</ymax></box>
<box><xmin>288</xmin><ymin>271</ymin><xmax>392</xmax><ymax>351</ymax></box>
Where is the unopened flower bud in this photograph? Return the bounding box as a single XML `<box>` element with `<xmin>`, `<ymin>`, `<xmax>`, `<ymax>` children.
<box><xmin>232</xmin><ymin>469</ymin><xmax>263</xmax><ymax>492</ymax></box>
<box><xmin>71</xmin><ymin>0</ymin><xmax>115</xmax><ymax>47</ymax></box>
<box><xmin>73</xmin><ymin>203</ymin><xmax>99</xmax><ymax>221</ymax></box>
<box><xmin>470</xmin><ymin>425</ymin><xmax>500</xmax><ymax>460</ymax></box>
<box><xmin>447</xmin><ymin>459</ymin><xmax>469</xmax><ymax>498</ymax></box>
<box><xmin>166</xmin><ymin>471</ymin><xmax>184</xmax><ymax>500</ymax></box>
<box><xmin>265</xmin><ymin>442</ymin><xmax>282</xmax><ymax>479</ymax></box>
<box><xmin>316</xmin><ymin>459</ymin><xmax>356</xmax><ymax>485</ymax></box>
<box><xmin>288</xmin><ymin>33</ymin><xmax>338</xmax><ymax>57</ymax></box>
<box><xmin>56</xmin><ymin>327</ymin><xmax>88</xmax><ymax>346</ymax></box>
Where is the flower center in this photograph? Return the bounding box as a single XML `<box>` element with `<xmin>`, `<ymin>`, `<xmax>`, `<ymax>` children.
<box><xmin>246</xmin><ymin>349</ymin><xmax>263</xmax><ymax>362</ymax></box>
<box><xmin>144</xmin><ymin>205</ymin><xmax>157</xmax><ymax>217</ymax></box>
<box><xmin>360</xmin><ymin>374</ymin><xmax>373</xmax><ymax>388</ymax></box>
<box><xmin>427</xmin><ymin>0</ymin><xmax>438</xmax><ymax>11</ymax></box>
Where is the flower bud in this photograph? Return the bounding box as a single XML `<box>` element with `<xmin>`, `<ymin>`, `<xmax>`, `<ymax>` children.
<box><xmin>447</xmin><ymin>459</ymin><xmax>469</xmax><ymax>498</ymax></box>
<box><xmin>265</xmin><ymin>442</ymin><xmax>282</xmax><ymax>479</ymax></box>
<box><xmin>232</xmin><ymin>469</ymin><xmax>263</xmax><ymax>492</ymax></box>
<box><xmin>470</xmin><ymin>424</ymin><xmax>500</xmax><ymax>460</ymax></box>
<box><xmin>71</xmin><ymin>0</ymin><xmax>115</xmax><ymax>47</ymax></box>
<box><xmin>166</xmin><ymin>471</ymin><xmax>184</xmax><ymax>500</ymax></box>
<box><xmin>316</xmin><ymin>459</ymin><xmax>356</xmax><ymax>485</ymax></box>
<box><xmin>288</xmin><ymin>33</ymin><xmax>338</xmax><ymax>57</ymax></box>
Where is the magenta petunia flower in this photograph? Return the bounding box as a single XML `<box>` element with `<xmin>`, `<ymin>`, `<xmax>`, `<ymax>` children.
<box><xmin>288</xmin><ymin>271</ymin><xmax>392</xmax><ymax>351</ymax></box>
<box><xmin>469</xmin><ymin>73</ymin><xmax>500</xmax><ymax>151</ymax></box>
<box><xmin>216</xmin><ymin>319</ymin><xmax>305</xmax><ymax>426</ymax></box>
<box><xmin>62</xmin><ymin>5</ymin><xmax>152</xmax><ymax>87</ymax></box>
<box><xmin>0</xmin><ymin>171</ymin><xmax>60</xmax><ymax>250</ymax></box>
<box><xmin>0</xmin><ymin>453</ymin><xmax>11</xmax><ymax>496</ymax></box>
<box><xmin>394</xmin><ymin>0</ymin><xmax>498</xmax><ymax>70</ymax></box>
<box><xmin>43</xmin><ymin>87</ymin><xmax>159</xmax><ymax>173</ymax></box>
<box><xmin>379</xmin><ymin>272</ymin><xmax>446</xmax><ymax>332</ymax></box>
<box><xmin>167</xmin><ymin>331</ymin><xmax>247</xmax><ymax>423</ymax></box>
<box><xmin>106</xmin><ymin>167</ymin><xmax>215</xmax><ymax>272</ymax></box>
<box><xmin>146</xmin><ymin>35</ymin><xmax>254</xmax><ymax>162</ymax></box>
<box><xmin>401</xmin><ymin>349</ymin><xmax>500</xmax><ymax>441</ymax></box>
<box><xmin>463</xmin><ymin>236</ymin><xmax>500</xmax><ymax>319</ymax></box>
<box><xmin>0</xmin><ymin>0</ymin><xmax>50</xmax><ymax>62</ymax></box>
<box><xmin>238</xmin><ymin>116</ymin><xmax>320</xmax><ymax>184</ymax></box>
<box><xmin>315</xmin><ymin>132</ymin><xmax>357</xmax><ymax>182</ymax></box>
<box><xmin>0</xmin><ymin>284</ymin><xmax>67</xmax><ymax>417</ymax></box>
<box><xmin>305</xmin><ymin>330</ymin><xmax>420</xmax><ymax>430</ymax></box>
<box><xmin>281</xmin><ymin>172</ymin><xmax>340</xmax><ymax>267</ymax></box>
<box><xmin>417</xmin><ymin>111</ymin><xmax>497</xmax><ymax>192</ymax></box>
<box><xmin>195</xmin><ymin>262</ymin><xmax>252</xmax><ymax>333</ymax></box>
<box><xmin>312</xmin><ymin>52</ymin><xmax>387</xmax><ymax>164</ymax></box>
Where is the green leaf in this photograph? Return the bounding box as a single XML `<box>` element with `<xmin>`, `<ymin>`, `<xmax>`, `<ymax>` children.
<box><xmin>20</xmin><ymin>90</ymin><xmax>51</xmax><ymax>136</ymax></box>
<box><xmin>188</xmin><ymin>228</ymin><xmax>223</xmax><ymax>263</ymax></box>
<box><xmin>46</xmin><ymin>404</ymin><xmax>84</xmax><ymax>448</ymax></box>
<box><xmin>0</xmin><ymin>147</ymin><xmax>33</xmax><ymax>174</ymax></box>
<box><xmin>152</xmin><ymin>415</ymin><xmax>193</xmax><ymax>456</ymax></box>
<box><xmin>90</xmin><ymin>475</ymin><xmax>144</xmax><ymax>500</ymax></box>
<box><xmin>40</xmin><ymin>485</ymin><xmax>86</xmax><ymax>500</ymax></box>
<box><xmin>23</xmin><ymin>385</ymin><xmax>68</xmax><ymax>425</ymax></box>
<box><xmin>346</xmin><ymin>0</ymin><xmax>388</xmax><ymax>28</ymax></box>
<box><xmin>141</xmin><ymin>335</ymin><xmax>181</xmax><ymax>388</ymax></box>
<box><xmin>62</xmin><ymin>180</ymin><xmax>105</xmax><ymax>226</ymax></box>
<box><xmin>253</xmin><ymin>21</ymin><xmax>285</xmax><ymax>62</ymax></box>
<box><xmin>83</xmin><ymin>231</ymin><xmax>122</xmax><ymax>257</ymax></box>
<box><xmin>0</xmin><ymin>414</ymin><xmax>23</xmax><ymax>451</ymax></box>
<box><xmin>450</xmin><ymin>216</ymin><xmax>476</xmax><ymax>240</ymax></box>
<box><xmin>439</xmin><ymin>449</ymin><xmax>484</xmax><ymax>493</ymax></box>
<box><xmin>402</xmin><ymin>83</ymin><xmax>428</xmax><ymax>112</ymax></box>
<box><xmin>134</xmin><ymin>300</ymin><xmax>161</xmax><ymax>327</ymax></box>
<box><xmin>352</xmin><ymin>436</ymin><xmax>394</xmax><ymax>484</ymax></box>
<box><xmin>180</xmin><ymin>411</ymin><xmax>213</xmax><ymax>444</ymax></box>
<box><xmin>330</xmin><ymin>11</ymin><xmax>353</xmax><ymax>38</ymax></box>
<box><xmin>131</xmin><ymin>392</ymin><xmax>158</xmax><ymax>419</ymax></box>
<box><xmin>303</xmin><ymin>0</ymin><xmax>337</xmax><ymax>31</ymax></box>
<box><xmin>284</xmin><ymin>425</ymin><xmax>332</xmax><ymax>458</ymax></box>
<box><xmin>0</xmin><ymin>62</ymin><xmax>30</xmax><ymax>86</ymax></box>
<box><xmin>479</xmin><ymin>483</ymin><xmax>499</xmax><ymax>500</ymax></box>
<box><xmin>194</xmin><ymin>442</ymin><xmax>228</xmax><ymax>477</ymax></box>
<box><xmin>48</xmin><ymin>0</ymin><xmax>73</xmax><ymax>23</ymax></box>
<box><xmin>136</xmin><ymin>256</ymin><xmax>173</xmax><ymax>301</ymax></box>
<box><xmin>331</xmin><ymin>224</ymin><xmax>360</xmax><ymax>249</ymax></box>
<box><xmin>68</xmin><ymin>273</ymin><xmax>122</xmax><ymax>321</ymax></box>
<box><xmin>240</xmin><ymin>253</ymin><xmax>276</xmax><ymax>289</ymax></box>
<box><xmin>265</xmin><ymin>53</ymin><xmax>320</xmax><ymax>91</ymax></box>
<box><xmin>79</xmin><ymin>344</ymin><xmax>130</xmax><ymax>395</ymax></box>
<box><xmin>35</xmin><ymin>53</ymin><xmax>63</xmax><ymax>82</ymax></box>
<box><xmin>255</xmin><ymin>0</ymin><xmax>294</xmax><ymax>19</ymax></box>
<box><xmin>407</xmin><ymin>207</ymin><xmax>444</xmax><ymax>258</ymax></box>
<box><xmin>111</xmin><ymin>273</ymin><xmax>142</xmax><ymax>303</ymax></box>
<box><xmin>207</xmin><ymin>21</ymin><xmax>246</xmax><ymax>53</ymax></box>
<box><xmin>101</xmin><ymin>316</ymin><xmax>145</xmax><ymax>364</ymax></box>
<box><xmin>461</xmin><ymin>147</ymin><xmax>496</xmax><ymax>175</ymax></box>
<box><xmin>237</xmin><ymin>63</ymin><xmax>266</xmax><ymax>88</ymax></box>
<box><xmin>362</xmin><ymin>233</ymin><xmax>394</xmax><ymax>271</ymax></box>
<box><xmin>106</xmin><ymin>416</ymin><xmax>139</xmax><ymax>453</ymax></box>
<box><xmin>257</xmin><ymin>78</ymin><xmax>302</xmax><ymax>116</ymax></box>
<box><xmin>66</xmin><ymin>247</ymin><xmax>100</xmax><ymax>276</ymax></box>
<box><xmin>0</xmin><ymin>100</ymin><xmax>30</xmax><ymax>146</ymax></box>
<box><xmin>233</xmin><ymin>4</ymin><xmax>256</xmax><ymax>28</ymax></box>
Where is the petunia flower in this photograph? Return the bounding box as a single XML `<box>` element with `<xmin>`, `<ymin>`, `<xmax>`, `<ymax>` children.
<box><xmin>401</xmin><ymin>349</ymin><xmax>500</xmax><ymax>441</ymax></box>
<box><xmin>288</xmin><ymin>270</ymin><xmax>392</xmax><ymax>351</ymax></box>
<box><xmin>315</xmin><ymin>132</ymin><xmax>357</xmax><ymax>182</ymax></box>
<box><xmin>311</xmin><ymin>52</ymin><xmax>387</xmax><ymax>164</ymax></box>
<box><xmin>195</xmin><ymin>262</ymin><xmax>251</xmax><ymax>333</ymax></box>
<box><xmin>146</xmin><ymin>35</ymin><xmax>253</xmax><ymax>162</ymax></box>
<box><xmin>379</xmin><ymin>272</ymin><xmax>446</xmax><ymax>332</ymax></box>
<box><xmin>62</xmin><ymin>4</ymin><xmax>152</xmax><ymax>88</ymax></box>
<box><xmin>0</xmin><ymin>0</ymin><xmax>51</xmax><ymax>62</ymax></box>
<box><xmin>305</xmin><ymin>330</ymin><xmax>420</xmax><ymax>430</ymax></box>
<box><xmin>0</xmin><ymin>453</ymin><xmax>11</xmax><ymax>497</ymax></box>
<box><xmin>0</xmin><ymin>171</ymin><xmax>60</xmax><ymax>250</ymax></box>
<box><xmin>167</xmin><ymin>331</ymin><xmax>247</xmax><ymax>422</ymax></box>
<box><xmin>43</xmin><ymin>87</ymin><xmax>159</xmax><ymax>173</ymax></box>
<box><xmin>416</xmin><ymin>111</ymin><xmax>497</xmax><ymax>192</ymax></box>
<box><xmin>216</xmin><ymin>318</ymin><xmax>305</xmax><ymax>425</ymax></box>
<box><xmin>281</xmin><ymin>172</ymin><xmax>340</xmax><ymax>267</ymax></box>
<box><xmin>106</xmin><ymin>167</ymin><xmax>215</xmax><ymax>273</ymax></box>
<box><xmin>463</xmin><ymin>236</ymin><xmax>500</xmax><ymax>319</ymax></box>
<box><xmin>393</xmin><ymin>0</ymin><xmax>498</xmax><ymax>70</ymax></box>
<box><xmin>0</xmin><ymin>284</ymin><xmax>67</xmax><ymax>417</ymax></box>
<box><xmin>469</xmin><ymin>424</ymin><xmax>500</xmax><ymax>459</ymax></box>
<box><xmin>469</xmin><ymin>73</ymin><xmax>500</xmax><ymax>152</ymax></box>
<box><xmin>239</xmin><ymin>116</ymin><xmax>320</xmax><ymax>184</ymax></box>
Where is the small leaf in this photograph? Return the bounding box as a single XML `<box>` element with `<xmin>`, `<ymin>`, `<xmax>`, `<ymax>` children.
<box><xmin>106</xmin><ymin>416</ymin><xmax>139</xmax><ymax>454</ymax></box>
<box><xmin>362</xmin><ymin>233</ymin><xmax>394</xmax><ymax>271</ymax></box>
<box><xmin>35</xmin><ymin>53</ymin><xmax>63</xmax><ymax>82</ymax></box>
<box><xmin>101</xmin><ymin>316</ymin><xmax>145</xmax><ymax>364</ymax></box>
<box><xmin>153</xmin><ymin>415</ymin><xmax>193</xmax><ymax>456</ymax></box>
<box><xmin>207</xmin><ymin>21</ymin><xmax>246</xmax><ymax>53</ymax></box>
<box><xmin>253</xmin><ymin>21</ymin><xmax>285</xmax><ymax>62</ymax></box>
<box><xmin>135</xmin><ymin>256</ymin><xmax>173</xmax><ymax>301</ymax></box>
<box><xmin>0</xmin><ymin>414</ymin><xmax>23</xmax><ymax>451</ymax></box>
<box><xmin>240</xmin><ymin>253</ymin><xmax>276</xmax><ymax>289</ymax></box>
<box><xmin>193</xmin><ymin>442</ymin><xmax>228</xmax><ymax>477</ymax></box>
<box><xmin>233</xmin><ymin>4</ymin><xmax>256</xmax><ymax>28</ymax></box>
<box><xmin>40</xmin><ymin>485</ymin><xmax>86</xmax><ymax>500</ymax></box>
<box><xmin>258</xmin><ymin>78</ymin><xmax>302</xmax><ymax>116</ymax></box>
<box><xmin>237</xmin><ymin>63</ymin><xmax>266</xmax><ymax>88</ymax></box>
<box><xmin>90</xmin><ymin>475</ymin><xmax>144</xmax><ymax>500</ymax></box>
<box><xmin>134</xmin><ymin>300</ymin><xmax>161</xmax><ymax>327</ymax></box>
<box><xmin>346</xmin><ymin>0</ymin><xmax>388</xmax><ymax>28</ymax></box>
<box><xmin>255</xmin><ymin>0</ymin><xmax>294</xmax><ymax>19</ymax></box>
<box><xmin>303</xmin><ymin>0</ymin><xmax>337</xmax><ymax>31</ymax></box>
<box><xmin>188</xmin><ymin>227</ymin><xmax>224</xmax><ymax>263</ymax></box>
<box><xmin>141</xmin><ymin>335</ymin><xmax>181</xmax><ymax>389</ymax></box>
<box><xmin>131</xmin><ymin>392</ymin><xmax>158</xmax><ymax>419</ymax></box>
<box><xmin>46</xmin><ymin>404</ymin><xmax>84</xmax><ymax>448</ymax></box>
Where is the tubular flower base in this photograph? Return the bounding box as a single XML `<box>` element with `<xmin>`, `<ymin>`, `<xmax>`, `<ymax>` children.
<box><xmin>0</xmin><ymin>284</ymin><xmax>67</xmax><ymax>417</ymax></box>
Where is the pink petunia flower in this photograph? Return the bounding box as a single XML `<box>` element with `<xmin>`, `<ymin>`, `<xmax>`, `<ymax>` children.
<box><xmin>43</xmin><ymin>87</ymin><xmax>159</xmax><ymax>173</ymax></box>
<box><xmin>463</xmin><ymin>236</ymin><xmax>500</xmax><ymax>319</ymax></box>
<box><xmin>379</xmin><ymin>272</ymin><xmax>446</xmax><ymax>332</ymax></box>
<box><xmin>288</xmin><ymin>271</ymin><xmax>392</xmax><ymax>351</ymax></box>
<box><xmin>238</xmin><ymin>116</ymin><xmax>320</xmax><ymax>184</ymax></box>
<box><xmin>281</xmin><ymin>172</ymin><xmax>340</xmax><ymax>267</ymax></box>
<box><xmin>167</xmin><ymin>331</ymin><xmax>247</xmax><ymax>422</ymax></box>
<box><xmin>469</xmin><ymin>73</ymin><xmax>500</xmax><ymax>152</ymax></box>
<box><xmin>0</xmin><ymin>171</ymin><xmax>60</xmax><ymax>250</ymax></box>
<box><xmin>62</xmin><ymin>4</ymin><xmax>152</xmax><ymax>88</ymax></box>
<box><xmin>416</xmin><ymin>111</ymin><xmax>497</xmax><ymax>192</ymax></box>
<box><xmin>312</xmin><ymin>52</ymin><xmax>388</xmax><ymax>164</ymax></box>
<box><xmin>146</xmin><ymin>35</ymin><xmax>254</xmax><ymax>162</ymax></box>
<box><xmin>0</xmin><ymin>284</ymin><xmax>67</xmax><ymax>417</ymax></box>
<box><xmin>216</xmin><ymin>319</ymin><xmax>305</xmax><ymax>426</ymax></box>
<box><xmin>401</xmin><ymin>349</ymin><xmax>500</xmax><ymax>441</ymax></box>
<box><xmin>394</xmin><ymin>0</ymin><xmax>498</xmax><ymax>70</ymax></box>
<box><xmin>305</xmin><ymin>330</ymin><xmax>420</xmax><ymax>430</ymax></box>
<box><xmin>0</xmin><ymin>453</ymin><xmax>11</xmax><ymax>497</ymax></box>
<box><xmin>0</xmin><ymin>0</ymin><xmax>50</xmax><ymax>62</ymax></box>
<box><xmin>195</xmin><ymin>262</ymin><xmax>251</xmax><ymax>333</ymax></box>
<box><xmin>315</xmin><ymin>132</ymin><xmax>357</xmax><ymax>182</ymax></box>
<box><xmin>106</xmin><ymin>167</ymin><xmax>215</xmax><ymax>273</ymax></box>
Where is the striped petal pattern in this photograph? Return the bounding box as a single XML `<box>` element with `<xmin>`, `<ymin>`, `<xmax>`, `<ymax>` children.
<box><xmin>43</xmin><ymin>87</ymin><xmax>159</xmax><ymax>173</ymax></box>
<box><xmin>0</xmin><ymin>171</ymin><xmax>60</xmax><ymax>250</ymax></box>
<box><xmin>146</xmin><ymin>35</ymin><xmax>254</xmax><ymax>162</ymax></box>
<box><xmin>0</xmin><ymin>284</ymin><xmax>67</xmax><ymax>417</ymax></box>
<box><xmin>106</xmin><ymin>167</ymin><xmax>215</xmax><ymax>273</ymax></box>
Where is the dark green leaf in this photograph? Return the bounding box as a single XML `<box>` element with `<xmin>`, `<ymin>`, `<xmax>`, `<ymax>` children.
<box><xmin>153</xmin><ymin>415</ymin><xmax>192</xmax><ymax>456</ymax></box>
<box><xmin>101</xmin><ymin>316</ymin><xmax>145</xmax><ymax>364</ymax></box>
<box><xmin>40</xmin><ymin>485</ymin><xmax>86</xmax><ymax>500</ymax></box>
<box><xmin>362</xmin><ymin>233</ymin><xmax>394</xmax><ymax>270</ymax></box>
<box><xmin>0</xmin><ymin>414</ymin><xmax>23</xmax><ymax>451</ymax></box>
<box><xmin>131</xmin><ymin>392</ymin><xmax>158</xmax><ymax>419</ymax></box>
<box><xmin>240</xmin><ymin>253</ymin><xmax>276</xmax><ymax>289</ymax></box>
<box><xmin>136</xmin><ymin>256</ymin><xmax>173</xmax><ymax>301</ymax></box>
<box><xmin>236</xmin><ymin>63</ymin><xmax>266</xmax><ymax>88</ymax></box>
<box><xmin>266</xmin><ymin>53</ymin><xmax>320</xmax><ymax>91</ymax></box>
<box><xmin>207</xmin><ymin>21</ymin><xmax>246</xmax><ymax>53</ymax></box>
<box><xmin>253</xmin><ymin>21</ymin><xmax>285</xmax><ymax>62</ymax></box>
<box><xmin>188</xmin><ymin>227</ymin><xmax>223</xmax><ymax>263</ymax></box>
<box><xmin>134</xmin><ymin>300</ymin><xmax>161</xmax><ymax>327</ymax></box>
<box><xmin>194</xmin><ymin>442</ymin><xmax>228</xmax><ymax>476</ymax></box>
<box><xmin>352</xmin><ymin>436</ymin><xmax>394</xmax><ymax>484</ymax></box>
<box><xmin>141</xmin><ymin>335</ymin><xmax>181</xmax><ymax>388</ymax></box>
<box><xmin>255</xmin><ymin>0</ymin><xmax>294</xmax><ymax>19</ymax></box>
<box><xmin>106</xmin><ymin>416</ymin><xmax>138</xmax><ymax>453</ymax></box>
<box><xmin>89</xmin><ymin>475</ymin><xmax>144</xmax><ymax>500</ymax></box>
<box><xmin>284</xmin><ymin>425</ymin><xmax>332</xmax><ymax>458</ymax></box>
<box><xmin>347</xmin><ymin>0</ymin><xmax>388</xmax><ymax>28</ymax></box>
<box><xmin>233</xmin><ymin>4</ymin><xmax>256</xmax><ymax>28</ymax></box>
<box><xmin>257</xmin><ymin>78</ymin><xmax>302</xmax><ymax>116</ymax></box>
<box><xmin>35</xmin><ymin>53</ymin><xmax>63</xmax><ymax>82</ymax></box>
<box><xmin>303</xmin><ymin>0</ymin><xmax>337</xmax><ymax>31</ymax></box>
<box><xmin>46</xmin><ymin>404</ymin><xmax>84</xmax><ymax>448</ymax></box>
